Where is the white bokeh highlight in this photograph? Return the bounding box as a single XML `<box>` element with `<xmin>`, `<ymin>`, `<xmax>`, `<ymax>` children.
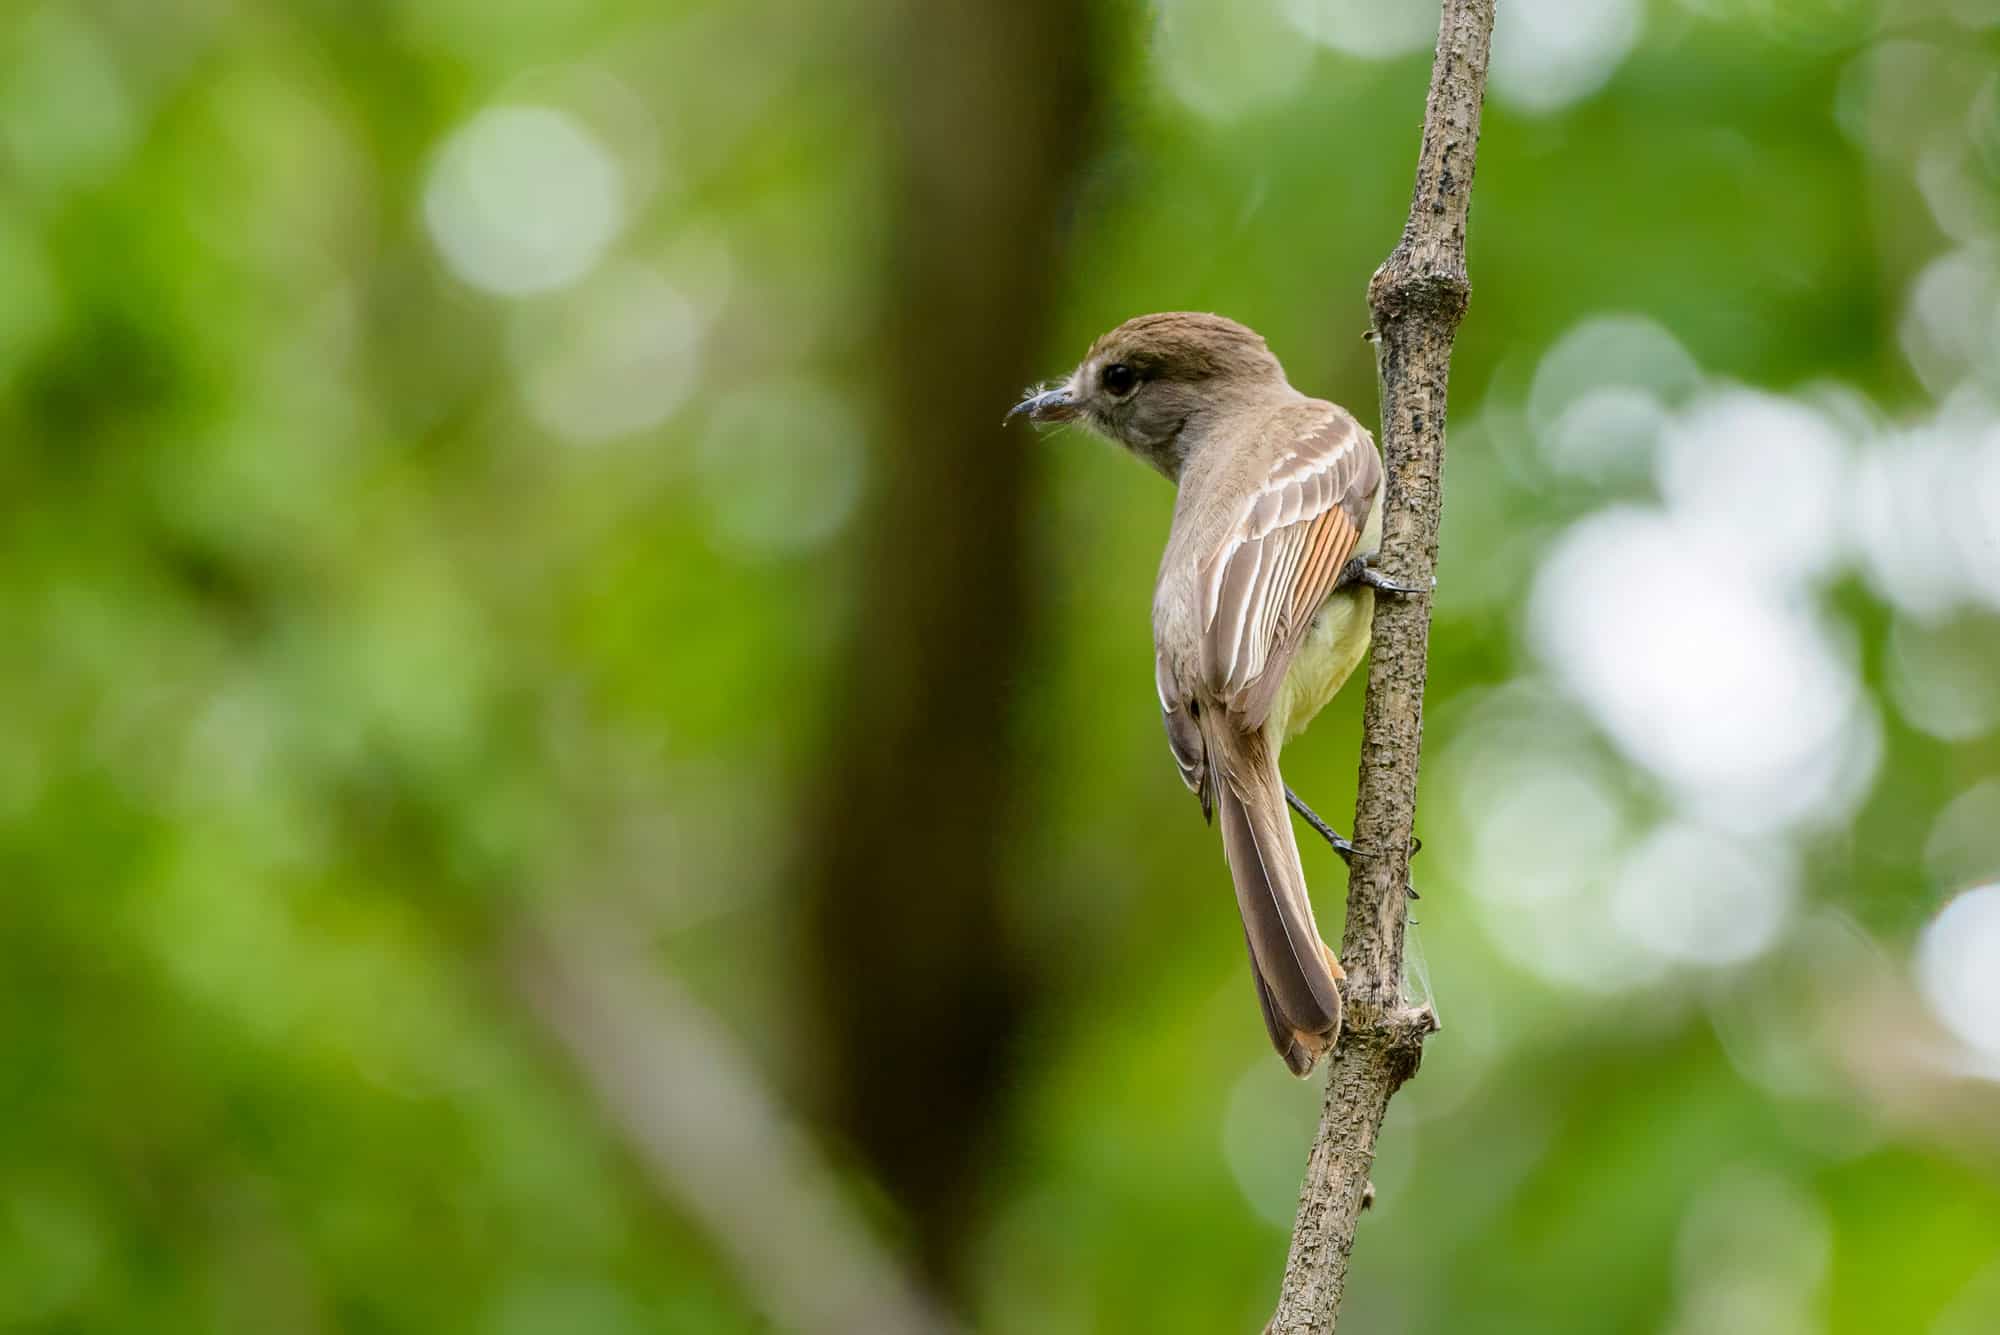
<box><xmin>1156</xmin><ymin>0</ymin><xmax>1313</xmax><ymax>122</ymax></box>
<box><xmin>1850</xmin><ymin>389</ymin><xmax>2000</xmax><ymax>620</ymax></box>
<box><xmin>1529</xmin><ymin>503</ymin><xmax>1878</xmax><ymax>834</ymax></box>
<box><xmin>509</xmin><ymin>263</ymin><xmax>700</xmax><ymax>444</ymax></box>
<box><xmin>1656</xmin><ymin>390</ymin><xmax>1852</xmax><ymax>585</ymax></box>
<box><xmin>1899</xmin><ymin>244</ymin><xmax>2000</xmax><ymax>395</ymax></box>
<box><xmin>1221</xmin><ymin>1058</ymin><xmax>1321</xmax><ymax>1226</ymax></box>
<box><xmin>1496</xmin><ymin>280</ymin><xmax>2000</xmax><ymax>989</ymax></box>
<box><xmin>1468</xmin><ymin>764</ymin><xmax>1627</xmax><ymax>910</ymax></box>
<box><xmin>424</xmin><ymin>106</ymin><xmax>624</xmax><ymax>297</ymax></box>
<box><xmin>1610</xmin><ymin>822</ymin><xmax>1798</xmax><ymax>967</ymax></box>
<box><xmin>1925</xmin><ymin>781</ymin><xmax>2000</xmax><ymax>893</ymax></box>
<box><xmin>1915</xmin><ymin>884</ymin><xmax>2000</xmax><ymax>1069</ymax></box>
<box><xmin>1530</xmin><ymin>313</ymin><xmax>1701</xmax><ymax>482</ymax></box>
<box><xmin>1490</xmin><ymin>0</ymin><xmax>1643</xmax><ymax>115</ymax></box>
<box><xmin>1542</xmin><ymin>386</ymin><xmax>1671</xmax><ymax>485</ymax></box>
<box><xmin>1278</xmin><ymin>0</ymin><xmax>1437</xmax><ymax>60</ymax></box>
<box><xmin>1438</xmin><ymin>685</ymin><xmax>1670</xmax><ymax>992</ymax></box>
<box><xmin>1530</xmin><ymin>314</ymin><xmax>1703</xmax><ymax>428</ymax></box>
<box><xmin>1887</xmin><ymin>617</ymin><xmax>2000</xmax><ymax>741</ymax></box>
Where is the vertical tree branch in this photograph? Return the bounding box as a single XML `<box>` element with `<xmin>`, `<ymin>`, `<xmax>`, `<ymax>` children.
<box><xmin>1269</xmin><ymin>3</ymin><xmax>1493</xmax><ymax>1330</ymax></box>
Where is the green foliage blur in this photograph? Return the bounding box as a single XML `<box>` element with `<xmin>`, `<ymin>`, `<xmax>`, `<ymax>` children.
<box><xmin>4</xmin><ymin>1</ymin><xmax>2000</xmax><ymax>1332</ymax></box>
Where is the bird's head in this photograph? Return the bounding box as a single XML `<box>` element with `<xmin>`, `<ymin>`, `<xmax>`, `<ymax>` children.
<box><xmin>1008</xmin><ymin>312</ymin><xmax>1287</xmax><ymax>477</ymax></box>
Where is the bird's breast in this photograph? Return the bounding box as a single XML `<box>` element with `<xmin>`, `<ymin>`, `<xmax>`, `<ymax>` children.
<box><xmin>1269</xmin><ymin>587</ymin><xmax>1374</xmax><ymax>745</ymax></box>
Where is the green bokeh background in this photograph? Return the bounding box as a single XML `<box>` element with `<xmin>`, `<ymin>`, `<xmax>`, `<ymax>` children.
<box><xmin>4</xmin><ymin>1</ymin><xmax>1999</xmax><ymax>1332</ymax></box>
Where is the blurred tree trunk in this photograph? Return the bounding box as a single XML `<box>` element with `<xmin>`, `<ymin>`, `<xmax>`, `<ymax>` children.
<box><xmin>800</xmin><ymin>0</ymin><xmax>1099</xmax><ymax>1285</ymax></box>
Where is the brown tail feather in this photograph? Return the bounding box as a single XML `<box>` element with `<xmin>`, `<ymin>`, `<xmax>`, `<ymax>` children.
<box><xmin>1207</xmin><ymin>721</ymin><xmax>1343</xmax><ymax>1074</ymax></box>
<box><xmin>1244</xmin><ymin>924</ymin><xmax>1328</xmax><ymax>1077</ymax></box>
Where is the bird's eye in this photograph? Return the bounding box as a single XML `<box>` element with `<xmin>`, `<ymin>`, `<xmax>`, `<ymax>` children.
<box><xmin>1101</xmin><ymin>363</ymin><xmax>1138</xmax><ymax>396</ymax></box>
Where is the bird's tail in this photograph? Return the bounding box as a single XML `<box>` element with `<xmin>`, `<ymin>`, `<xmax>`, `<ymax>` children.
<box><xmin>1205</xmin><ymin>720</ymin><xmax>1344</xmax><ymax>1077</ymax></box>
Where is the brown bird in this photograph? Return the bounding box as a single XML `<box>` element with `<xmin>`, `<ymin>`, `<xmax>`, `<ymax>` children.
<box><xmin>1010</xmin><ymin>313</ymin><xmax>1415</xmax><ymax>1075</ymax></box>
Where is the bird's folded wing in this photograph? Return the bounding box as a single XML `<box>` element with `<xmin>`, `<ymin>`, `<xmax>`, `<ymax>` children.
<box><xmin>1156</xmin><ymin>648</ymin><xmax>1212</xmax><ymax>819</ymax></box>
<box><xmin>1196</xmin><ymin>407</ymin><xmax>1381</xmax><ymax>728</ymax></box>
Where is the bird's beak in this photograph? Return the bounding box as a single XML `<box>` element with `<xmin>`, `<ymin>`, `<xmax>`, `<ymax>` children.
<box><xmin>1006</xmin><ymin>383</ymin><xmax>1078</xmax><ymax>424</ymax></box>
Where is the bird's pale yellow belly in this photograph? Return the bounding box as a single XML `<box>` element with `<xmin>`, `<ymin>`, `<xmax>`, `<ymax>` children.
<box><xmin>1268</xmin><ymin>586</ymin><xmax>1374</xmax><ymax>745</ymax></box>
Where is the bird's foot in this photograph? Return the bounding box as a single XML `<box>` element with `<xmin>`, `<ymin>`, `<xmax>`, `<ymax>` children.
<box><xmin>1336</xmin><ymin>551</ymin><xmax>1433</xmax><ymax>596</ymax></box>
<box><xmin>1285</xmin><ymin>786</ymin><xmax>1367</xmax><ymax>864</ymax></box>
<box><xmin>1286</xmin><ymin>787</ymin><xmax>1425</xmax><ymax>900</ymax></box>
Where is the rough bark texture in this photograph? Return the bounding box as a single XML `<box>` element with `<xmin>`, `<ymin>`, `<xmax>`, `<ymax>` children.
<box><xmin>1268</xmin><ymin>3</ymin><xmax>1494</xmax><ymax>1330</ymax></box>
